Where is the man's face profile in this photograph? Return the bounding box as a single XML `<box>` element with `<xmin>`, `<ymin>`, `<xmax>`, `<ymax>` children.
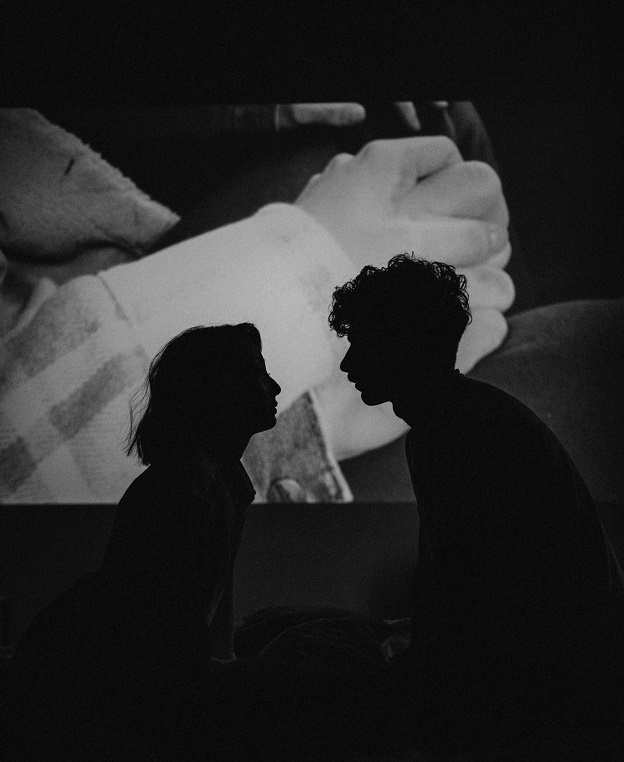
<box><xmin>340</xmin><ymin>322</ymin><xmax>410</xmax><ymax>407</ymax></box>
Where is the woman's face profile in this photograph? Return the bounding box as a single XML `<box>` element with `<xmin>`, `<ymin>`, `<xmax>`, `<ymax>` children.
<box><xmin>228</xmin><ymin>342</ymin><xmax>282</xmax><ymax>436</ymax></box>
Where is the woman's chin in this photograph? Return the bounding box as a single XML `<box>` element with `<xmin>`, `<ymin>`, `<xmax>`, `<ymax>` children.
<box><xmin>261</xmin><ymin>409</ymin><xmax>278</xmax><ymax>429</ymax></box>
<box><xmin>358</xmin><ymin>388</ymin><xmax>389</xmax><ymax>407</ymax></box>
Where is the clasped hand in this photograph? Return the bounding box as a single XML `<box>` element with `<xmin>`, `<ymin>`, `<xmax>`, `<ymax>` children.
<box><xmin>296</xmin><ymin>135</ymin><xmax>510</xmax><ymax>273</ymax></box>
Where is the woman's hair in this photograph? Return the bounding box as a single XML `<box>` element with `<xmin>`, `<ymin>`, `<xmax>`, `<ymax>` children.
<box><xmin>328</xmin><ymin>253</ymin><xmax>472</xmax><ymax>371</ymax></box>
<box><xmin>125</xmin><ymin>323</ymin><xmax>262</xmax><ymax>465</ymax></box>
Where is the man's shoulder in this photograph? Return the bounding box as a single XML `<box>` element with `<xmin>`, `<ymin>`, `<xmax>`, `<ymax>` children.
<box><xmin>454</xmin><ymin>372</ymin><xmax>518</xmax><ymax>403</ymax></box>
<box><xmin>440</xmin><ymin>374</ymin><xmax>555</xmax><ymax>455</ymax></box>
<box><xmin>404</xmin><ymin>375</ymin><xmax>515</xmax><ymax>445</ymax></box>
<box><xmin>453</xmin><ymin>374</ymin><xmax>540</xmax><ymax>423</ymax></box>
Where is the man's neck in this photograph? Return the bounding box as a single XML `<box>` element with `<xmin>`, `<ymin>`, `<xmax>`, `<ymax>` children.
<box><xmin>391</xmin><ymin>369</ymin><xmax>457</xmax><ymax>429</ymax></box>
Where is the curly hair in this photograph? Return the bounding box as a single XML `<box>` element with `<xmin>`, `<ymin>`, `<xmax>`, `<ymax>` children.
<box><xmin>328</xmin><ymin>253</ymin><xmax>472</xmax><ymax>370</ymax></box>
<box><xmin>125</xmin><ymin>323</ymin><xmax>262</xmax><ymax>465</ymax></box>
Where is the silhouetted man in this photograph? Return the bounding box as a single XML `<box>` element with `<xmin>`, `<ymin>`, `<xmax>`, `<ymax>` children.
<box><xmin>330</xmin><ymin>254</ymin><xmax>624</xmax><ymax>755</ymax></box>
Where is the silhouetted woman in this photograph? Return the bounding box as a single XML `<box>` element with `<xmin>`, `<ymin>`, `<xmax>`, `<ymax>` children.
<box><xmin>4</xmin><ymin>324</ymin><xmax>282</xmax><ymax>759</ymax></box>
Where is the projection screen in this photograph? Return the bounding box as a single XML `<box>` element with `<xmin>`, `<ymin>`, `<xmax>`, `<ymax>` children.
<box><xmin>1</xmin><ymin>104</ymin><xmax>621</xmax><ymax>504</ymax></box>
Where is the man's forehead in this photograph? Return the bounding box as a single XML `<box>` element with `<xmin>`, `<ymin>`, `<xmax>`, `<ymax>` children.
<box><xmin>348</xmin><ymin>320</ymin><xmax>381</xmax><ymax>340</ymax></box>
<box><xmin>246</xmin><ymin>342</ymin><xmax>262</xmax><ymax>359</ymax></box>
<box><xmin>347</xmin><ymin>320</ymin><xmax>407</xmax><ymax>345</ymax></box>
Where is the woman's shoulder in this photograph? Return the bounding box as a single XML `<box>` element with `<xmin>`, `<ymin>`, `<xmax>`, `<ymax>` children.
<box><xmin>120</xmin><ymin>459</ymin><xmax>191</xmax><ymax>497</ymax></box>
<box><xmin>117</xmin><ymin>456</ymin><xmax>220</xmax><ymax>516</ymax></box>
<box><xmin>115</xmin><ymin>463</ymin><xmax>190</xmax><ymax>525</ymax></box>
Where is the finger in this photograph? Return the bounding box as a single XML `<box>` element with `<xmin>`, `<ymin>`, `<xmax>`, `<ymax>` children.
<box><xmin>455</xmin><ymin>265</ymin><xmax>515</xmax><ymax>311</ymax></box>
<box><xmin>392</xmin><ymin>102</ymin><xmax>421</xmax><ymax>131</ymax></box>
<box><xmin>407</xmin><ymin>160</ymin><xmax>509</xmax><ymax>225</ymax></box>
<box><xmin>357</xmin><ymin>136</ymin><xmax>463</xmax><ymax>193</ymax></box>
<box><xmin>296</xmin><ymin>155</ymin><xmax>352</xmax><ymax>204</ymax></box>
<box><xmin>406</xmin><ymin>216</ymin><xmax>509</xmax><ymax>267</ymax></box>
<box><xmin>292</xmin><ymin>103</ymin><xmax>367</xmax><ymax>126</ymax></box>
<box><xmin>486</xmin><ymin>242</ymin><xmax>512</xmax><ymax>270</ymax></box>
<box><xmin>296</xmin><ymin>172</ymin><xmax>323</xmax><ymax>199</ymax></box>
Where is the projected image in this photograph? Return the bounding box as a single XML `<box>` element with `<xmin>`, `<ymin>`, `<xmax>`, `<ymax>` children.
<box><xmin>5</xmin><ymin>102</ymin><xmax>600</xmax><ymax>505</ymax></box>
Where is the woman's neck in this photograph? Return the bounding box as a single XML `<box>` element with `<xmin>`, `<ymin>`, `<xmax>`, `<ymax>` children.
<box><xmin>198</xmin><ymin>432</ymin><xmax>251</xmax><ymax>464</ymax></box>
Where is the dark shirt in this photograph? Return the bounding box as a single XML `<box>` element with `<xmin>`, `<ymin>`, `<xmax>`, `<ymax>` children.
<box><xmin>5</xmin><ymin>453</ymin><xmax>256</xmax><ymax>755</ymax></box>
<box><xmin>99</xmin><ymin>451</ymin><xmax>255</xmax><ymax>676</ymax></box>
<box><xmin>8</xmin><ymin>452</ymin><xmax>255</xmax><ymax>722</ymax></box>
<box><xmin>395</xmin><ymin>371</ymin><xmax>624</xmax><ymax>745</ymax></box>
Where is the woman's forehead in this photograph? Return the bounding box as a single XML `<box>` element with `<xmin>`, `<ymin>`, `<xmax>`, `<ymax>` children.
<box><xmin>234</xmin><ymin>342</ymin><xmax>265</xmax><ymax>373</ymax></box>
<box><xmin>247</xmin><ymin>343</ymin><xmax>264</xmax><ymax>363</ymax></box>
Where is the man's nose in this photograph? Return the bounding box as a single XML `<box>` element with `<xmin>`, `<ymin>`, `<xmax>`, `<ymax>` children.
<box><xmin>272</xmin><ymin>377</ymin><xmax>282</xmax><ymax>396</ymax></box>
<box><xmin>340</xmin><ymin>349</ymin><xmax>351</xmax><ymax>374</ymax></box>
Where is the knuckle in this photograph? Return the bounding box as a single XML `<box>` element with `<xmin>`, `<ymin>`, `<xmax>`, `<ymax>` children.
<box><xmin>464</xmin><ymin>160</ymin><xmax>503</xmax><ymax>194</ymax></box>
<box><xmin>358</xmin><ymin>139</ymin><xmax>386</xmax><ymax>160</ymax></box>
<box><xmin>430</xmin><ymin>134</ymin><xmax>456</xmax><ymax>153</ymax></box>
<box><xmin>327</xmin><ymin>152</ymin><xmax>353</xmax><ymax>169</ymax></box>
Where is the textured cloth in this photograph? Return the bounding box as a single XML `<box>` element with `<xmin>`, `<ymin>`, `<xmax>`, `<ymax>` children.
<box><xmin>395</xmin><ymin>372</ymin><xmax>624</xmax><ymax>752</ymax></box>
<box><xmin>0</xmin><ymin>109</ymin><xmax>179</xmax><ymax>260</ymax></box>
<box><xmin>243</xmin><ymin>389</ymin><xmax>352</xmax><ymax>502</ymax></box>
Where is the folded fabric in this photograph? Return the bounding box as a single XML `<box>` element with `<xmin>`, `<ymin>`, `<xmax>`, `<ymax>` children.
<box><xmin>0</xmin><ymin>109</ymin><xmax>179</xmax><ymax>260</ymax></box>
